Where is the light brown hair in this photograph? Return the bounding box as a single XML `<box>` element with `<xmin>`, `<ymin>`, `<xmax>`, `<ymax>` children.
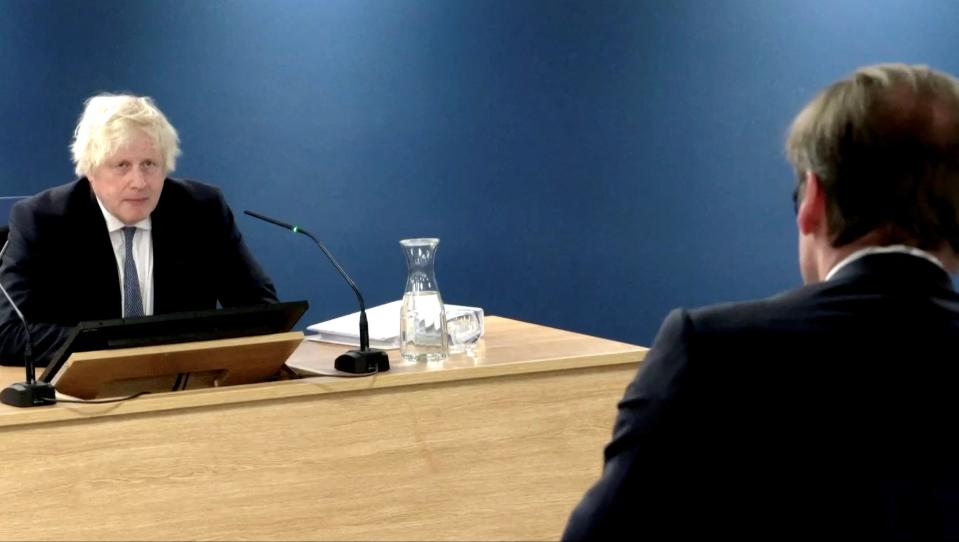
<box><xmin>787</xmin><ymin>64</ymin><xmax>959</xmax><ymax>251</ymax></box>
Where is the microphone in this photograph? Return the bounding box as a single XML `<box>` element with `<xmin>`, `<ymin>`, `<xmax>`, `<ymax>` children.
<box><xmin>0</xmin><ymin>240</ymin><xmax>56</xmax><ymax>407</ymax></box>
<box><xmin>244</xmin><ymin>210</ymin><xmax>390</xmax><ymax>374</ymax></box>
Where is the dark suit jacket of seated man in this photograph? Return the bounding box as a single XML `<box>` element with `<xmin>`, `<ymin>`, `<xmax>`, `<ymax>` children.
<box><xmin>0</xmin><ymin>176</ymin><xmax>278</xmax><ymax>366</ymax></box>
<box><xmin>562</xmin><ymin>64</ymin><xmax>959</xmax><ymax>540</ymax></box>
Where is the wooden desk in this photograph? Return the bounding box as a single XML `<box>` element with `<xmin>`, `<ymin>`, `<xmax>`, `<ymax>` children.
<box><xmin>0</xmin><ymin>316</ymin><xmax>646</xmax><ymax>541</ymax></box>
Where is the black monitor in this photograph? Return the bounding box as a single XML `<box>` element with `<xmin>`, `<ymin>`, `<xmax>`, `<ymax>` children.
<box><xmin>39</xmin><ymin>300</ymin><xmax>309</xmax><ymax>384</ymax></box>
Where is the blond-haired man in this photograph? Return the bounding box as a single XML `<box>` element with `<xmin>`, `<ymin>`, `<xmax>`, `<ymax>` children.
<box><xmin>0</xmin><ymin>94</ymin><xmax>277</xmax><ymax>365</ymax></box>
<box><xmin>564</xmin><ymin>64</ymin><xmax>959</xmax><ymax>539</ymax></box>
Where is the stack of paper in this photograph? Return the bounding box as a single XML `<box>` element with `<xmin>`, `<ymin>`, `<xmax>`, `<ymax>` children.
<box><xmin>305</xmin><ymin>300</ymin><xmax>483</xmax><ymax>350</ymax></box>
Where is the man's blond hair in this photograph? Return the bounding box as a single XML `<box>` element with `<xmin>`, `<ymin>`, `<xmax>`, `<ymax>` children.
<box><xmin>71</xmin><ymin>94</ymin><xmax>181</xmax><ymax>178</ymax></box>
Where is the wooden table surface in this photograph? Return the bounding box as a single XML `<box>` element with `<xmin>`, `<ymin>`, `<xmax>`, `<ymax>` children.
<box><xmin>0</xmin><ymin>316</ymin><xmax>647</xmax><ymax>541</ymax></box>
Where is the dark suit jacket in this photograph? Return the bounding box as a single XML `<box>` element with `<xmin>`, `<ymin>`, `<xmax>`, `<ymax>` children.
<box><xmin>563</xmin><ymin>253</ymin><xmax>959</xmax><ymax>540</ymax></box>
<box><xmin>0</xmin><ymin>178</ymin><xmax>278</xmax><ymax>366</ymax></box>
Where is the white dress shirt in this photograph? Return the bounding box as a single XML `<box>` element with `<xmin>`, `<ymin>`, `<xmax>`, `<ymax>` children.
<box><xmin>824</xmin><ymin>244</ymin><xmax>946</xmax><ymax>282</ymax></box>
<box><xmin>94</xmin><ymin>197</ymin><xmax>154</xmax><ymax>316</ymax></box>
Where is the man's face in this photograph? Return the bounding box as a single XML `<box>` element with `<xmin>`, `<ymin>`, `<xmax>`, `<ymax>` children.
<box><xmin>795</xmin><ymin>172</ymin><xmax>824</xmax><ymax>284</ymax></box>
<box><xmin>798</xmin><ymin>229</ymin><xmax>819</xmax><ymax>284</ymax></box>
<box><xmin>87</xmin><ymin>129</ymin><xmax>165</xmax><ymax>225</ymax></box>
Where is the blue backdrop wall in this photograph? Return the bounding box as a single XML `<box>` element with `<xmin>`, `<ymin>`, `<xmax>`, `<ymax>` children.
<box><xmin>2</xmin><ymin>0</ymin><xmax>958</xmax><ymax>346</ymax></box>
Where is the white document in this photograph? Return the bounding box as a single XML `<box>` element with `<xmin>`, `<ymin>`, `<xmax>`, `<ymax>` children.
<box><xmin>305</xmin><ymin>300</ymin><xmax>483</xmax><ymax>350</ymax></box>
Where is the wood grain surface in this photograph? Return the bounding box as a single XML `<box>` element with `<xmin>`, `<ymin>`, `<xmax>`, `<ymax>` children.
<box><xmin>0</xmin><ymin>317</ymin><xmax>646</xmax><ymax>541</ymax></box>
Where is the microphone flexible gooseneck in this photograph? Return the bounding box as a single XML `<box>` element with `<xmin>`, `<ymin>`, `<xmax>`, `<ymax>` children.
<box><xmin>0</xmin><ymin>240</ymin><xmax>56</xmax><ymax>407</ymax></box>
<box><xmin>244</xmin><ymin>210</ymin><xmax>389</xmax><ymax>374</ymax></box>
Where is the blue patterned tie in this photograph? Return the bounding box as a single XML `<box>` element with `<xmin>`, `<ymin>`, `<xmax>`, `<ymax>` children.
<box><xmin>123</xmin><ymin>227</ymin><xmax>144</xmax><ymax>317</ymax></box>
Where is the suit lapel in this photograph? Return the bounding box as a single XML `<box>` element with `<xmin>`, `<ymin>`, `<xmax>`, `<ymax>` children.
<box><xmin>77</xmin><ymin>180</ymin><xmax>122</xmax><ymax>318</ymax></box>
<box><xmin>150</xmin><ymin>180</ymin><xmax>183</xmax><ymax>314</ymax></box>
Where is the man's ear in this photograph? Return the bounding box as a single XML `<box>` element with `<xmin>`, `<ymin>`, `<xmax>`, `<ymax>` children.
<box><xmin>797</xmin><ymin>171</ymin><xmax>826</xmax><ymax>236</ymax></box>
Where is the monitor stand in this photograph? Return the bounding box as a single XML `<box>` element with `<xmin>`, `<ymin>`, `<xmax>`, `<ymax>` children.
<box><xmin>50</xmin><ymin>331</ymin><xmax>303</xmax><ymax>400</ymax></box>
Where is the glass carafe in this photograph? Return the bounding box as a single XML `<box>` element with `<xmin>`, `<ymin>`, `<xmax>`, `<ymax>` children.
<box><xmin>399</xmin><ymin>238</ymin><xmax>448</xmax><ymax>362</ymax></box>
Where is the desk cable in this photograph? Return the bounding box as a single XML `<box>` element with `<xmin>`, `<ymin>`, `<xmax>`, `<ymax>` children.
<box><xmin>40</xmin><ymin>391</ymin><xmax>152</xmax><ymax>405</ymax></box>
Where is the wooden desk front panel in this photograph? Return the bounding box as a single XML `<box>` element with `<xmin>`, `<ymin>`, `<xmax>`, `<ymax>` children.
<box><xmin>0</xmin><ymin>363</ymin><xmax>634</xmax><ymax>541</ymax></box>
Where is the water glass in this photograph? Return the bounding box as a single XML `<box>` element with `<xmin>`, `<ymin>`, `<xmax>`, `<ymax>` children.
<box><xmin>446</xmin><ymin>307</ymin><xmax>484</xmax><ymax>355</ymax></box>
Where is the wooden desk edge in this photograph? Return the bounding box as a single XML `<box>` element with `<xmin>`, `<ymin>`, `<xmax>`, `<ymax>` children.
<box><xmin>0</xmin><ymin>347</ymin><xmax>646</xmax><ymax>429</ymax></box>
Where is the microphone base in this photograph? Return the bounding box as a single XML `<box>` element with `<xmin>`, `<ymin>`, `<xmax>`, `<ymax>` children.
<box><xmin>334</xmin><ymin>349</ymin><xmax>390</xmax><ymax>374</ymax></box>
<box><xmin>1</xmin><ymin>381</ymin><xmax>56</xmax><ymax>407</ymax></box>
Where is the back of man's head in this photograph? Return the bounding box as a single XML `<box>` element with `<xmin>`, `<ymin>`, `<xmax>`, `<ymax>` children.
<box><xmin>787</xmin><ymin>64</ymin><xmax>959</xmax><ymax>252</ymax></box>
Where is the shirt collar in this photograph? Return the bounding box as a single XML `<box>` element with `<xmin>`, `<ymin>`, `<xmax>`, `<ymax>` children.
<box><xmin>824</xmin><ymin>245</ymin><xmax>945</xmax><ymax>282</ymax></box>
<box><xmin>94</xmin><ymin>195</ymin><xmax>152</xmax><ymax>233</ymax></box>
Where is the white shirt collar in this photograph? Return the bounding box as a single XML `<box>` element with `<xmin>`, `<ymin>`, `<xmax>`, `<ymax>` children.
<box><xmin>94</xmin><ymin>195</ymin><xmax>152</xmax><ymax>233</ymax></box>
<box><xmin>824</xmin><ymin>245</ymin><xmax>945</xmax><ymax>281</ymax></box>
